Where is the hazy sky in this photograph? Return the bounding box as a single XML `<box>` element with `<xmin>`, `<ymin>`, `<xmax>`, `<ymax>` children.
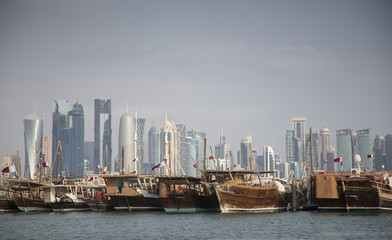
<box><xmin>1</xmin><ymin>0</ymin><xmax>391</xmax><ymax>164</ymax></box>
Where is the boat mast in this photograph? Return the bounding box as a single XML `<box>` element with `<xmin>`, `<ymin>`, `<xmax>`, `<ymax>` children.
<box><xmin>203</xmin><ymin>137</ymin><xmax>206</xmax><ymax>171</ymax></box>
<box><xmin>249</xmin><ymin>141</ymin><xmax>252</xmax><ymax>171</ymax></box>
<box><xmin>121</xmin><ymin>146</ymin><xmax>124</xmax><ymax>174</ymax></box>
<box><xmin>17</xmin><ymin>150</ymin><xmax>20</xmax><ymax>179</ymax></box>
<box><xmin>310</xmin><ymin>127</ymin><xmax>314</xmax><ymax>174</ymax></box>
<box><xmin>105</xmin><ymin>144</ymin><xmax>109</xmax><ymax>173</ymax></box>
<box><xmin>56</xmin><ymin>141</ymin><xmax>61</xmax><ymax>182</ymax></box>
<box><xmin>135</xmin><ymin>109</ymin><xmax>138</xmax><ymax>174</ymax></box>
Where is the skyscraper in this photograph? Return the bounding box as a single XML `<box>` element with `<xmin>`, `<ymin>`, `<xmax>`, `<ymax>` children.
<box><xmin>264</xmin><ymin>146</ymin><xmax>275</xmax><ymax>173</ymax></box>
<box><xmin>52</xmin><ymin>100</ymin><xmax>70</xmax><ymax>176</ymax></box>
<box><xmin>118</xmin><ymin>112</ymin><xmax>135</xmax><ymax>174</ymax></box>
<box><xmin>148</xmin><ymin>127</ymin><xmax>159</xmax><ymax>174</ymax></box>
<box><xmin>94</xmin><ymin>99</ymin><xmax>112</xmax><ymax>173</ymax></box>
<box><xmin>373</xmin><ymin>135</ymin><xmax>385</xmax><ymax>171</ymax></box>
<box><xmin>187</xmin><ymin>129</ymin><xmax>206</xmax><ymax>171</ymax></box>
<box><xmin>285</xmin><ymin>130</ymin><xmax>295</xmax><ymax>163</ymax></box>
<box><xmin>159</xmin><ymin>115</ymin><xmax>179</xmax><ymax>176</ymax></box>
<box><xmin>385</xmin><ymin>135</ymin><xmax>392</xmax><ymax>171</ymax></box>
<box><xmin>240</xmin><ymin>135</ymin><xmax>252</xmax><ymax>170</ymax></box>
<box><xmin>176</xmin><ymin>124</ymin><xmax>188</xmax><ymax>174</ymax></box>
<box><xmin>215</xmin><ymin>130</ymin><xmax>231</xmax><ymax>170</ymax></box>
<box><xmin>23</xmin><ymin>113</ymin><xmax>43</xmax><ymax>179</ymax></box>
<box><xmin>336</xmin><ymin>129</ymin><xmax>354</xmax><ymax>171</ymax></box>
<box><xmin>293</xmin><ymin>117</ymin><xmax>306</xmax><ymax>164</ymax></box>
<box><xmin>319</xmin><ymin>127</ymin><xmax>333</xmax><ymax>170</ymax></box>
<box><xmin>67</xmin><ymin>101</ymin><xmax>84</xmax><ymax>177</ymax></box>
<box><xmin>357</xmin><ymin>129</ymin><xmax>372</xmax><ymax>171</ymax></box>
<box><xmin>136</xmin><ymin>117</ymin><xmax>146</xmax><ymax>172</ymax></box>
<box><xmin>305</xmin><ymin>132</ymin><xmax>319</xmax><ymax>172</ymax></box>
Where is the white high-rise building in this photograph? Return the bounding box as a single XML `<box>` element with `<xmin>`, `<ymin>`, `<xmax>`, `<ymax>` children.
<box><xmin>24</xmin><ymin>113</ymin><xmax>43</xmax><ymax>179</ymax></box>
<box><xmin>264</xmin><ymin>145</ymin><xmax>275</xmax><ymax>173</ymax></box>
<box><xmin>159</xmin><ymin>114</ymin><xmax>180</xmax><ymax>176</ymax></box>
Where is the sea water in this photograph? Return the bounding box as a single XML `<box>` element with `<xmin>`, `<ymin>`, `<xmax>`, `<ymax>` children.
<box><xmin>1</xmin><ymin>211</ymin><xmax>391</xmax><ymax>240</ymax></box>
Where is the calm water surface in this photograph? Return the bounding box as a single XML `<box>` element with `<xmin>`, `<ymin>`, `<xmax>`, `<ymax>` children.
<box><xmin>1</xmin><ymin>211</ymin><xmax>391</xmax><ymax>240</ymax></box>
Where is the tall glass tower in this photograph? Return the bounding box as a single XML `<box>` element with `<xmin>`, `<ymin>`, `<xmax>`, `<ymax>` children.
<box><xmin>94</xmin><ymin>99</ymin><xmax>112</xmax><ymax>173</ymax></box>
<box><xmin>148</xmin><ymin>127</ymin><xmax>159</xmax><ymax>174</ymax></box>
<box><xmin>357</xmin><ymin>129</ymin><xmax>372</xmax><ymax>171</ymax></box>
<box><xmin>336</xmin><ymin>129</ymin><xmax>354</xmax><ymax>171</ymax></box>
<box><xmin>52</xmin><ymin>100</ymin><xmax>70</xmax><ymax>176</ymax></box>
<box><xmin>293</xmin><ymin>117</ymin><xmax>306</xmax><ymax>164</ymax></box>
<box><xmin>67</xmin><ymin>101</ymin><xmax>84</xmax><ymax>177</ymax></box>
<box><xmin>23</xmin><ymin>113</ymin><xmax>43</xmax><ymax>179</ymax></box>
<box><xmin>240</xmin><ymin>135</ymin><xmax>252</xmax><ymax>170</ymax></box>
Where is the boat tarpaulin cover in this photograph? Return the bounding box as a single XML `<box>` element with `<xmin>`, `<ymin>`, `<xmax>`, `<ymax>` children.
<box><xmin>315</xmin><ymin>175</ymin><xmax>339</xmax><ymax>199</ymax></box>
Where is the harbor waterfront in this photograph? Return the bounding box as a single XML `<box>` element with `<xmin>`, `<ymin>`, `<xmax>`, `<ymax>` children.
<box><xmin>1</xmin><ymin>211</ymin><xmax>392</xmax><ymax>239</ymax></box>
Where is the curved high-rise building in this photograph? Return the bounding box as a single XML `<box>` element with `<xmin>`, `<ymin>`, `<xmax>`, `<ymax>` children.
<box><xmin>23</xmin><ymin>113</ymin><xmax>43</xmax><ymax>179</ymax></box>
<box><xmin>118</xmin><ymin>112</ymin><xmax>135</xmax><ymax>174</ymax></box>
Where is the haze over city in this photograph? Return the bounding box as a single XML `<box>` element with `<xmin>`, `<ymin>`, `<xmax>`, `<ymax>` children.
<box><xmin>1</xmin><ymin>0</ymin><xmax>391</xmax><ymax>163</ymax></box>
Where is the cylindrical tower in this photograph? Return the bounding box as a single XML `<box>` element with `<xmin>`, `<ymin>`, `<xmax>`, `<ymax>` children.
<box><xmin>118</xmin><ymin>112</ymin><xmax>135</xmax><ymax>174</ymax></box>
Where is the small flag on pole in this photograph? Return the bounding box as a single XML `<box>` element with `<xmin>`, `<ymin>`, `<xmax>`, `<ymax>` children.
<box><xmin>367</xmin><ymin>154</ymin><xmax>373</xmax><ymax>158</ymax></box>
<box><xmin>1</xmin><ymin>167</ymin><xmax>9</xmax><ymax>173</ymax></box>
<box><xmin>334</xmin><ymin>157</ymin><xmax>342</xmax><ymax>162</ymax></box>
<box><xmin>152</xmin><ymin>163</ymin><xmax>160</xmax><ymax>171</ymax></box>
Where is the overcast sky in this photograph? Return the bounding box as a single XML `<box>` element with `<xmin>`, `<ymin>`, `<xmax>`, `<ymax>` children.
<box><xmin>1</xmin><ymin>0</ymin><xmax>391</xmax><ymax>164</ymax></box>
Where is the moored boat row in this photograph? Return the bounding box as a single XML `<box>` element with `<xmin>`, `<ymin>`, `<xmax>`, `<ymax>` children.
<box><xmin>2</xmin><ymin>170</ymin><xmax>392</xmax><ymax>213</ymax></box>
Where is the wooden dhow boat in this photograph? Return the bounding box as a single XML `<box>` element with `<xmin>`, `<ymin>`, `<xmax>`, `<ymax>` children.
<box><xmin>10</xmin><ymin>180</ymin><xmax>52</xmax><ymax>212</ymax></box>
<box><xmin>85</xmin><ymin>186</ymin><xmax>114</xmax><ymax>212</ymax></box>
<box><xmin>204</xmin><ymin>170</ymin><xmax>289</xmax><ymax>213</ymax></box>
<box><xmin>157</xmin><ymin>175</ymin><xmax>220</xmax><ymax>213</ymax></box>
<box><xmin>0</xmin><ymin>186</ymin><xmax>19</xmax><ymax>212</ymax></box>
<box><xmin>104</xmin><ymin>174</ymin><xmax>163</xmax><ymax>211</ymax></box>
<box><xmin>42</xmin><ymin>185</ymin><xmax>91</xmax><ymax>212</ymax></box>
<box><xmin>311</xmin><ymin>171</ymin><xmax>392</xmax><ymax>211</ymax></box>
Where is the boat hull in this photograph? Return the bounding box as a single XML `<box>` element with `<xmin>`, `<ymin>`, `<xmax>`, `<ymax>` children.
<box><xmin>0</xmin><ymin>199</ymin><xmax>19</xmax><ymax>212</ymax></box>
<box><xmin>50</xmin><ymin>201</ymin><xmax>91</xmax><ymax>212</ymax></box>
<box><xmin>14</xmin><ymin>197</ymin><xmax>52</xmax><ymax>212</ymax></box>
<box><xmin>215</xmin><ymin>184</ymin><xmax>288</xmax><ymax>213</ymax></box>
<box><xmin>86</xmin><ymin>200</ymin><xmax>115</xmax><ymax>212</ymax></box>
<box><xmin>161</xmin><ymin>192</ymin><xmax>220</xmax><ymax>213</ymax></box>
<box><xmin>110</xmin><ymin>194</ymin><xmax>163</xmax><ymax>211</ymax></box>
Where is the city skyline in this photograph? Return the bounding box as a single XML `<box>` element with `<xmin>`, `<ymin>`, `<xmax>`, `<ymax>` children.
<box><xmin>1</xmin><ymin>1</ymin><xmax>391</xmax><ymax>164</ymax></box>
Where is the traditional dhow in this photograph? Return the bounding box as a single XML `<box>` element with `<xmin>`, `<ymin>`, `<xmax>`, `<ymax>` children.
<box><xmin>157</xmin><ymin>175</ymin><xmax>220</xmax><ymax>213</ymax></box>
<box><xmin>104</xmin><ymin>175</ymin><xmax>163</xmax><ymax>211</ymax></box>
<box><xmin>311</xmin><ymin>171</ymin><xmax>392</xmax><ymax>211</ymax></box>
<box><xmin>10</xmin><ymin>180</ymin><xmax>52</xmax><ymax>212</ymax></box>
<box><xmin>0</xmin><ymin>186</ymin><xmax>19</xmax><ymax>212</ymax></box>
<box><xmin>204</xmin><ymin>170</ymin><xmax>289</xmax><ymax>213</ymax></box>
<box><xmin>42</xmin><ymin>185</ymin><xmax>90</xmax><ymax>212</ymax></box>
<box><xmin>85</xmin><ymin>186</ymin><xmax>114</xmax><ymax>212</ymax></box>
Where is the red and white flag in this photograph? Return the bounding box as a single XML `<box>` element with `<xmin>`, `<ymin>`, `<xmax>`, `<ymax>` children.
<box><xmin>334</xmin><ymin>157</ymin><xmax>342</xmax><ymax>163</ymax></box>
<box><xmin>43</xmin><ymin>162</ymin><xmax>50</xmax><ymax>167</ymax></box>
<box><xmin>152</xmin><ymin>163</ymin><xmax>160</xmax><ymax>171</ymax></box>
<box><xmin>1</xmin><ymin>166</ymin><xmax>9</xmax><ymax>173</ymax></box>
<box><xmin>367</xmin><ymin>154</ymin><xmax>373</xmax><ymax>158</ymax></box>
